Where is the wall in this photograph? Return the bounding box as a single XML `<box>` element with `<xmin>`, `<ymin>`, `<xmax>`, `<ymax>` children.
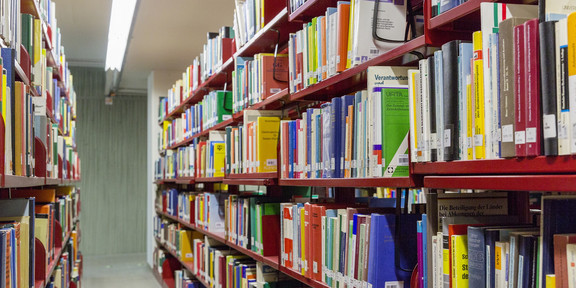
<box><xmin>72</xmin><ymin>66</ymin><xmax>148</xmax><ymax>255</ymax></box>
<box><xmin>146</xmin><ymin>70</ymin><xmax>182</xmax><ymax>266</ymax></box>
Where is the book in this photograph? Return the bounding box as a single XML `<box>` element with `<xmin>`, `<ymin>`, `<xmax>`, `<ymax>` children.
<box><xmin>543</xmin><ymin>0</ymin><xmax>576</xmax><ymax>21</ymax></box>
<box><xmin>541</xmin><ymin>196</ymin><xmax>576</xmax><ymax>288</ymax></box>
<box><xmin>451</xmin><ymin>234</ymin><xmax>469</xmax><ymax>288</ymax></box>
<box><xmin>473</xmin><ymin>31</ymin><xmax>486</xmax><ymax>160</ymax></box>
<box><xmin>567</xmin><ymin>243</ymin><xmax>576</xmax><ymax>288</ymax></box>
<box><xmin>568</xmin><ymin>12</ymin><xmax>576</xmax><ymax>154</ymax></box>
<box><xmin>256</xmin><ymin>117</ymin><xmax>280</xmax><ymax>173</ymax></box>
<box><xmin>524</xmin><ymin>19</ymin><xmax>541</xmax><ymax>157</ymax></box>
<box><xmin>442</xmin><ymin>40</ymin><xmax>463</xmax><ymax>161</ymax></box>
<box><xmin>539</xmin><ymin>21</ymin><xmax>560</xmax><ymax>156</ymax></box>
<box><xmin>514</xmin><ymin>23</ymin><xmax>527</xmax><ymax>157</ymax></box>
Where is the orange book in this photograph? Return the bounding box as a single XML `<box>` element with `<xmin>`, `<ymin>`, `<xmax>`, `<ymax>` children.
<box><xmin>336</xmin><ymin>2</ymin><xmax>351</xmax><ymax>72</ymax></box>
<box><xmin>260</xmin><ymin>54</ymin><xmax>289</xmax><ymax>100</ymax></box>
<box><xmin>321</xmin><ymin>16</ymin><xmax>328</xmax><ymax>80</ymax></box>
<box><xmin>2</xmin><ymin>188</ymin><xmax>56</xmax><ymax>203</ymax></box>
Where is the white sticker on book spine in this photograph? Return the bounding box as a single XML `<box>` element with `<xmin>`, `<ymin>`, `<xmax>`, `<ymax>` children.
<box><xmin>444</xmin><ymin>129</ymin><xmax>451</xmax><ymax>147</ymax></box>
<box><xmin>559</xmin><ymin>122</ymin><xmax>568</xmax><ymax>139</ymax></box>
<box><xmin>515</xmin><ymin>131</ymin><xmax>526</xmax><ymax>144</ymax></box>
<box><xmin>384</xmin><ymin>281</ymin><xmax>403</xmax><ymax>288</ymax></box>
<box><xmin>543</xmin><ymin>114</ymin><xmax>557</xmax><ymax>139</ymax></box>
<box><xmin>502</xmin><ymin>125</ymin><xmax>514</xmax><ymax>142</ymax></box>
<box><xmin>474</xmin><ymin>134</ymin><xmax>484</xmax><ymax>147</ymax></box>
<box><xmin>526</xmin><ymin>127</ymin><xmax>537</xmax><ymax>143</ymax></box>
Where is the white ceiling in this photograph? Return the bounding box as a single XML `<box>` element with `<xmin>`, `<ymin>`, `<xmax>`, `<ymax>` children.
<box><xmin>53</xmin><ymin>0</ymin><xmax>235</xmax><ymax>91</ymax></box>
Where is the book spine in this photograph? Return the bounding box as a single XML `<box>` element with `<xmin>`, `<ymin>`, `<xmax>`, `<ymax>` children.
<box><xmin>524</xmin><ymin>20</ymin><xmax>541</xmax><ymax>156</ymax></box>
<box><xmin>514</xmin><ymin>24</ymin><xmax>527</xmax><ymax>157</ymax></box>
<box><xmin>442</xmin><ymin>40</ymin><xmax>462</xmax><ymax>161</ymax></box>
<box><xmin>473</xmin><ymin>31</ymin><xmax>486</xmax><ymax>160</ymax></box>
<box><xmin>568</xmin><ymin>13</ymin><xmax>576</xmax><ymax>154</ymax></box>
<box><xmin>539</xmin><ymin>21</ymin><xmax>559</xmax><ymax>156</ymax></box>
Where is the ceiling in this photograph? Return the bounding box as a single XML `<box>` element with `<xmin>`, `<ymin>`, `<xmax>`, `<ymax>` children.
<box><xmin>53</xmin><ymin>0</ymin><xmax>235</xmax><ymax>92</ymax></box>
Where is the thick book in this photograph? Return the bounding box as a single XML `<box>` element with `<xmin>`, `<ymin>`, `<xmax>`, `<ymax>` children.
<box><xmin>524</xmin><ymin>19</ymin><xmax>541</xmax><ymax>156</ymax></box>
<box><xmin>442</xmin><ymin>40</ymin><xmax>463</xmax><ymax>161</ymax></box>
<box><xmin>256</xmin><ymin>117</ymin><xmax>280</xmax><ymax>173</ymax></box>
<box><xmin>336</xmin><ymin>1</ymin><xmax>351</xmax><ymax>72</ymax></box>
<box><xmin>541</xmin><ymin>196</ymin><xmax>576</xmax><ymax>288</ymax></box>
<box><xmin>543</xmin><ymin>0</ymin><xmax>576</xmax><ymax>21</ymax></box>
<box><xmin>514</xmin><ymin>24</ymin><xmax>527</xmax><ymax>157</ymax></box>
<box><xmin>428</xmin><ymin>57</ymin><xmax>437</xmax><ymax>162</ymax></box>
<box><xmin>458</xmin><ymin>42</ymin><xmax>473</xmax><ymax>160</ymax></box>
<box><xmin>499</xmin><ymin>18</ymin><xmax>530</xmax><ymax>158</ymax></box>
<box><xmin>367</xmin><ymin>213</ymin><xmax>420</xmax><ymax>288</ymax></box>
<box><xmin>473</xmin><ymin>31</ymin><xmax>486</xmax><ymax>160</ymax></box>
<box><xmin>260</xmin><ymin>54</ymin><xmax>289</xmax><ymax>100</ymax></box>
<box><xmin>434</xmin><ymin>50</ymin><xmax>445</xmax><ymax>161</ymax></box>
<box><xmin>539</xmin><ymin>21</ymin><xmax>559</xmax><ymax>156</ymax></box>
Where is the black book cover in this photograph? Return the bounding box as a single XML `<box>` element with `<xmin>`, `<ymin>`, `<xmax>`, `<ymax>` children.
<box><xmin>442</xmin><ymin>40</ymin><xmax>462</xmax><ymax>161</ymax></box>
<box><xmin>538</xmin><ymin>21</ymin><xmax>558</xmax><ymax>156</ymax></box>
<box><xmin>428</xmin><ymin>56</ymin><xmax>437</xmax><ymax>162</ymax></box>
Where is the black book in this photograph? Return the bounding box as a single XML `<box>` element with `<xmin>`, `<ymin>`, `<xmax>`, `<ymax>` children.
<box><xmin>442</xmin><ymin>40</ymin><xmax>462</xmax><ymax>161</ymax></box>
<box><xmin>428</xmin><ymin>56</ymin><xmax>437</xmax><ymax>162</ymax></box>
<box><xmin>538</xmin><ymin>21</ymin><xmax>558</xmax><ymax>156</ymax></box>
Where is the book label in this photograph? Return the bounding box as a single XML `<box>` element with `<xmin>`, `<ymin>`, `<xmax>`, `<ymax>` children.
<box><xmin>502</xmin><ymin>125</ymin><xmax>514</xmax><ymax>142</ymax></box>
<box><xmin>526</xmin><ymin>127</ymin><xmax>537</xmax><ymax>143</ymax></box>
<box><xmin>444</xmin><ymin>129</ymin><xmax>451</xmax><ymax>147</ymax></box>
<box><xmin>515</xmin><ymin>131</ymin><xmax>526</xmax><ymax>144</ymax></box>
<box><xmin>543</xmin><ymin>114</ymin><xmax>557</xmax><ymax>138</ymax></box>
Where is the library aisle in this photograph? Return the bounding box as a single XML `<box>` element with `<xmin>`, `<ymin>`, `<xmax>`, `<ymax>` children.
<box><xmin>82</xmin><ymin>254</ymin><xmax>159</xmax><ymax>288</ymax></box>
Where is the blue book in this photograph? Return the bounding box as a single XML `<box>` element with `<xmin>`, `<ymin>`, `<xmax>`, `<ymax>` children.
<box><xmin>422</xmin><ymin>214</ymin><xmax>428</xmax><ymax>288</ymax></box>
<box><xmin>321</xmin><ymin>103</ymin><xmax>332</xmax><ymax>178</ymax></box>
<box><xmin>439</xmin><ymin>0</ymin><xmax>459</xmax><ymax>14</ymax></box>
<box><xmin>340</xmin><ymin>95</ymin><xmax>355</xmax><ymax>177</ymax></box>
<box><xmin>352</xmin><ymin>92</ymin><xmax>362</xmax><ymax>177</ymax></box>
<box><xmin>315</xmin><ymin>113</ymin><xmax>322</xmax><ymax>178</ymax></box>
<box><xmin>316</xmin><ymin>16</ymin><xmax>324</xmax><ymax>82</ymax></box>
<box><xmin>331</xmin><ymin>97</ymin><xmax>342</xmax><ymax>178</ymax></box>
<box><xmin>306</xmin><ymin>108</ymin><xmax>313</xmax><ymax>178</ymax></box>
<box><xmin>541</xmin><ymin>196</ymin><xmax>576</xmax><ymax>288</ymax></box>
<box><xmin>468</xmin><ymin>226</ymin><xmax>490</xmax><ymax>288</ymax></box>
<box><xmin>367</xmin><ymin>213</ymin><xmax>420</xmax><ymax>288</ymax></box>
<box><xmin>517</xmin><ymin>234</ymin><xmax>536</xmax><ymax>288</ymax></box>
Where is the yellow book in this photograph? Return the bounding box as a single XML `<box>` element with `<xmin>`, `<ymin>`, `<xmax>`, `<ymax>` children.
<box><xmin>466</xmin><ymin>74</ymin><xmax>474</xmax><ymax>160</ymax></box>
<box><xmin>300</xmin><ymin>206</ymin><xmax>306</xmax><ymax>275</ymax></box>
<box><xmin>472</xmin><ymin>31</ymin><xmax>486</xmax><ymax>159</ymax></box>
<box><xmin>213</xmin><ymin>142</ymin><xmax>226</xmax><ymax>177</ymax></box>
<box><xmin>14</xmin><ymin>82</ymin><xmax>24</xmax><ymax>175</ymax></box>
<box><xmin>179</xmin><ymin>230</ymin><xmax>194</xmax><ymax>262</ymax></box>
<box><xmin>308</xmin><ymin>20</ymin><xmax>317</xmax><ymax>85</ymax></box>
<box><xmin>546</xmin><ymin>274</ymin><xmax>556</xmax><ymax>288</ymax></box>
<box><xmin>200</xmin><ymin>144</ymin><xmax>207</xmax><ymax>177</ymax></box>
<box><xmin>451</xmin><ymin>234</ymin><xmax>469</xmax><ymax>288</ymax></box>
<box><xmin>408</xmin><ymin>69</ymin><xmax>419</xmax><ymax>162</ymax></box>
<box><xmin>256</xmin><ymin>117</ymin><xmax>280</xmax><ymax>172</ymax></box>
<box><xmin>33</xmin><ymin>19</ymin><xmax>41</xmax><ymax>65</ymax></box>
<box><xmin>568</xmin><ymin>13</ymin><xmax>576</xmax><ymax>153</ymax></box>
<box><xmin>346</xmin><ymin>0</ymin><xmax>356</xmax><ymax>69</ymax></box>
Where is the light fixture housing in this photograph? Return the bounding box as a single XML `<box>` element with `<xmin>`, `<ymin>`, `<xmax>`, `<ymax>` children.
<box><xmin>105</xmin><ymin>0</ymin><xmax>138</xmax><ymax>71</ymax></box>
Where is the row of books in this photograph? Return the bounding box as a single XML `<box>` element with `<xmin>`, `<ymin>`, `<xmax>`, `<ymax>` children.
<box><xmin>288</xmin><ymin>0</ymin><xmax>308</xmax><ymax>14</ymax></box>
<box><xmin>232</xmin><ymin>0</ymin><xmax>284</xmax><ymax>51</ymax></box>
<box><xmin>160</xmin><ymin>90</ymin><xmax>232</xmax><ymax>149</ymax></box>
<box><xmin>281</xmin><ymin>66</ymin><xmax>410</xmax><ymax>179</ymax></box>
<box><xmin>175</xmin><ymin>269</ymin><xmax>205</xmax><ymax>288</ymax></box>
<box><xmin>160</xmin><ymin>26</ymin><xmax>235</xmax><ymax>121</ymax></box>
<box><xmin>225</xmin><ymin>110</ymin><xmax>281</xmax><ymax>175</ymax></box>
<box><xmin>287</xmin><ymin>0</ymin><xmax>414</xmax><ymax>94</ymax></box>
<box><xmin>232</xmin><ymin>54</ymin><xmax>289</xmax><ymax>114</ymax></box>
<box><xmin>0</xmin><ymin>186</ymin><xmax>81</xmax><ymax>288</ymax></box>
<box><xmin>410</xmin><ymin>4</ymin><xmax>576</xmax><ymax>163</ymax></box>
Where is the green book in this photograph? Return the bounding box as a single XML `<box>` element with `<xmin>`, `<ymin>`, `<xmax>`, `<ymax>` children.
<box><xmin>214</xmin><ymin>90</ymin><xmax>232</xmax><ymax>124</ymax></box>
<box><xmin>249</xmin><ymin>198</ymin><xmax>257</xmax><ymax>253</ymax></box>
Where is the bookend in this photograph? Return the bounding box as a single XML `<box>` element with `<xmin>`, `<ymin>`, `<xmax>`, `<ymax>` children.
<box><xmin>35</xmin><ymin>238</ymin><xmax>47</xmax><ymax>287</ymax></box>
<box><xmin>161</xmin><ymin>257</ymin><xmax>180</xmax><ymax>288</ymax></box>
<box><xmin>58</xmin><ymin>155</ymin><xmax>63</xmax><ymax>179</ymax></box>
<box><xmin>35</xmin><ymin>137</ymin><xmax>47</xmax><ymax>179</ymax></box>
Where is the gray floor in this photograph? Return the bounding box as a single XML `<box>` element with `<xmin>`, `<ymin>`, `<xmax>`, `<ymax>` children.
<box><xmin>83</xmin><ymin>253</ymin><xmax>160</xmax><ymax>288</ymax></box>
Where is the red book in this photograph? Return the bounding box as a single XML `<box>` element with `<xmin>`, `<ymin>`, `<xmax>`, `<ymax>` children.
<box><xmin>336</xmin><ymin>2</ymin><xmax>351</xmax><ymax>72</ymax></box>
<box><xmin>261</xmin><ymin>54</ymin><xmax>288</xmax><ymax>100</ymax></box>
<box><xmin>281</xmin><ymin>121</ymin><xmax>290</xmax><ymax>178</ymax></box>
<box><xmin>218</xmin><ymin>254</ymin><xmax>227</xmax><ymax>288</ymax></box>
<box><xmin>221</xmin><ymin>38</ymin><xmax>234</xmax><ymax>65</ymax></box>
<box><xmin>514</xmin><ymin>24</ymin><xmax>527</xmax><ymax>157</ymax></box>
<box><xmin>282</xmin><ymin>204</ymin><xmax>294</xmax><ymax>268</ymax></box>
<box><xmin>310</xmin><ymin>204</ymin><xmax>324</xmax><ymax>281</ymax></box>
<box><xmin>553</xmin><ymin>234</ymin><xmax>576</xmax><ymax>288</ymax></box>
<box><xmin>296</xmin><ymin>35</ymin><xmax>304</xmax><ymax>91</ymax></box>
<box><xmin>524</xmin><ymin>19</ymin><xmax>541</xmax><ymax>156</ymax></box>
<box><xmin>261</xmin><ymin>207</ymin><xmax>280</xmax><ymax>257</ymax></box>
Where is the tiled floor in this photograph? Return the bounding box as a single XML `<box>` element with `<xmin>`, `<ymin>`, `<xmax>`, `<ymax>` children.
<box><xmin>83</xmin><ymin>253</ymin><xmax>160</xmax><ymax>288</ymax></box>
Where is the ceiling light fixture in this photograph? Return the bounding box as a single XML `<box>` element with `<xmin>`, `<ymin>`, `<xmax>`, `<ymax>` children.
<box><xmin>105</xmin><ymin>0</ymin><xmax>138</xmax><ymax>71</ymax></box>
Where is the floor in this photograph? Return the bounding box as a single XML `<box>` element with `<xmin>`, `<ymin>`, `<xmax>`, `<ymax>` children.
<box><xmin>83</xmin><ymin>253</ymin><xmax>160</xmax><ymax>288</ymax></box>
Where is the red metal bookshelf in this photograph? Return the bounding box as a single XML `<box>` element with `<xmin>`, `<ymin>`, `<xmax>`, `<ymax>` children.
<box><xmin>290</xmin><ymin>35</ymin><xmax>427</xmax><ymax>102</ymax></box>
<box><xmin>288</xmin><ymin>0</ymin><xmax>339</xmax><ymax>22</ymax></box>
<box><xmin>424</xmin><ymin>174</ymin><xmax>576</xmax><ymax>192</ymax></box>
<box><xmin>279</xmin><ymin>266</ymin><xmax>330</xmax><ymax>288</ymax></box>
<box><xmin>412</xmin><ymin>156</ymin><xmax>576</xmax><ymax>175</ymax></box>
<box><xmin>278</xmin><ymin>177</ymin><xmax>419</xmax><ymax>188</ymax></box>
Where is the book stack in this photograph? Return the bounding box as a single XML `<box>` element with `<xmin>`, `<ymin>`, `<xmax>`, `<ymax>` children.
<box><xmin>232</xmin><ymin>53</ymin><xmax>289</xmax><ymax>114</ymax></box>
<box><xmin>194</xmin><ymin>192</ymin><xmax>227</xmax><ymax>233</ymax></box>
<box><xmin>232</xmin><ymin>1</ymin><xmax>284</xmax><ymax>50</ymax></box>
<box><xmin>224</xmin><ymin>195</ymin><xmax>281</xmax><ymax>257</ymax></box>
<box><xmin>287</xmin><ymin>1</ymin><xmax>409</xmax><ymax>94</ymax></box>
<box><xmin>280</xmin><ymin>66</ymin><xmax>411</xmax><ymax>179</ymax></box>
<box><xmin>185</xmin><ymin>90</ymin><xmax>233</xmax><ymax>138</ymax></box>
<box><xmin>175</xmin><ymin>145</ymin><xmax>195</xmax><ymax>179</ymax></box>
<box><xmin>174</xmin><ymin>269</ymin><xmax>204</xmax><ymax>288</ymax></box>
<box><xmin>225</xmin><ymin>110</ymin><xmax>281</xmax><ymax>175</ymax></box>
<box><xmin>289</xmin><ymin>0</ymin><xmax>308</xmax><ymax>13</ymax></box>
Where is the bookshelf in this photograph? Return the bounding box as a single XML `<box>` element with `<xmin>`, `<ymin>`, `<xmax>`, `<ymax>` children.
<box><xmin>152</xmin><ymin>0</ymin><xmax>576</xmax><ymax>287</ymax></box>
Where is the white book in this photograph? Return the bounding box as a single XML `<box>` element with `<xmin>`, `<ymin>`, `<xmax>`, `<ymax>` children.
<box><xmin>408</xmin><ymin>69</ymin><xmax>419</xmax><ymax>163</ymax></box>
<box><xmin>367</xmin><ymin>66</ymin><xmax>383</xmax><ymax>176</ymax></box>
<box><xmin>328</xmin><ymin>9</ymin><xmax>338</xmax><ymax>77</ymax></box>
<box><xmin>419</xmin><ymin>59</ymin><xmax>431</xmax><ymax>162</ymax></box>
<box><xmin>489</xmin><ymin>33</ymin><xmax>501</xmax><ymax>159</ymax></box>
<box><xmin>321</xmin><ymin>215</ymin><xmax>327</xmax><ymax>282</ymax></box>
<box><xmin>544</xmin><ymin>0</ymin><xmax>576</xmax><ymax>21</ymax></box>
<box><xmin>557</xmin><ymin>18</ymin><xmax>571</xmax><ymax>155</ymax></box>
<box><xmin>480</xmin><ymin>3</ymin><xmax>538</xmax><ymax>157</ymax></box>
<box><xmin>301</xmin><ymin>24</ymin><xmax>309</xmax><ymax>89</ymax></box>
<box><xmin>351</xmin><ymin>0</ymin><xmax>405</xmax><ymax>67</ymax></box>
<box><xmin>567</xmin><ymin>243</ymin><xmax>576</xmax><ymax>288</ymax></box>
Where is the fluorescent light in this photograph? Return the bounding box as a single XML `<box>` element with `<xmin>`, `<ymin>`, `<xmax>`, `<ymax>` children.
<box><xmin>105</xmin><ymin>0</ymin><xmax>137</xmax><ymax>71</ymax></box>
